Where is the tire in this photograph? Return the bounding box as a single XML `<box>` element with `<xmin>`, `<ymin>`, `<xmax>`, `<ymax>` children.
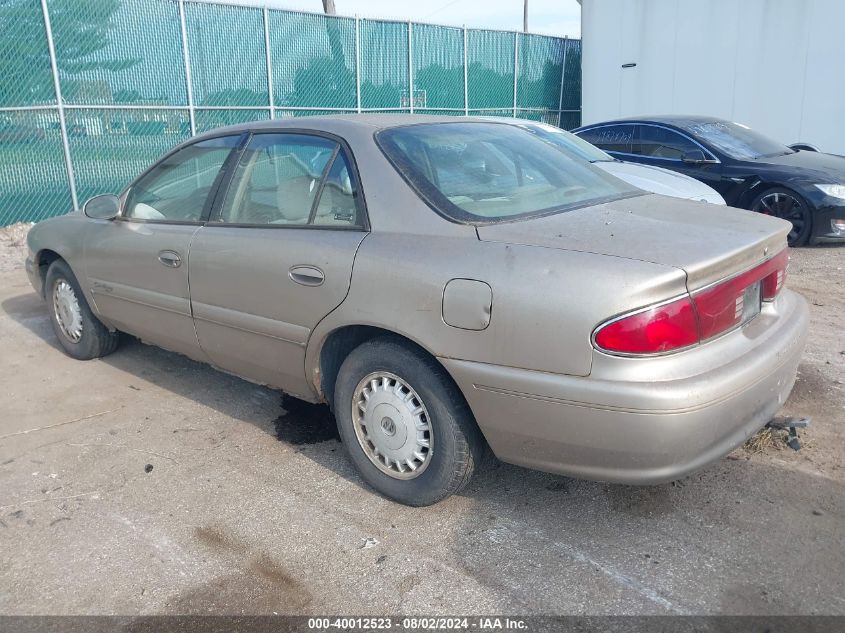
<box><xmin>45</xmin><ymin>259</ymin><xmax>120</xmax><ymax>360</ymax></box>
<box><xmin>333</xmin><ymin>337</ymin><xmax>486</xmax><ymax>506</ymax></box>
<box><xmin>750</xmin><ymin>186</ymin><xmax>813</xmax><ymax>246</ymax></box>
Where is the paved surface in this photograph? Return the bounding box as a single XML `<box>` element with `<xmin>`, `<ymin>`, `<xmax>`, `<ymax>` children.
<box><xmin>0</xmin><ymin>248</ymin><xmax>844</xmax><ymax>615</ymax></box>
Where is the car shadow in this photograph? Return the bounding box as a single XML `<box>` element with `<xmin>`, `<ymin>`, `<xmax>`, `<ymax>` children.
<box><xmin>3</xmin><ymin>288</ymin><xmax>844</xmax><ymax>614</ymax></box>
<box><xmin>442</xmin><ymin>456</ymin><xmax>845</xmax><ymax>614</ymax></box>
<box><xmin>0</xmin><ymin>287</ymin><xmax>836</xmax><ymax>495</ymax></box>
<box><xmin>1</xmin><ymin>289</ymin><xmax>65</xmax><ymax>353</ymax></box>
<box><xmin>1</xmin><ymin>289</ymin><xmax>350</xmax><ymax>473</ymax></box>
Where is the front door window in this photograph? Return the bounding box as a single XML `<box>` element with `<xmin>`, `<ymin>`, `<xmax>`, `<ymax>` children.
<box><xmin>124</xmin><ymin>135</ymin><xmax>241</xmax><ymax>222</ymax></box>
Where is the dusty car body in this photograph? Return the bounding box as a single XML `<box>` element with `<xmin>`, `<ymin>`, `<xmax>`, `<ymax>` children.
<box><xmin>26</xmin><ymin>115</ymin><xmax>808</xmax><ymax>505</ymax></box>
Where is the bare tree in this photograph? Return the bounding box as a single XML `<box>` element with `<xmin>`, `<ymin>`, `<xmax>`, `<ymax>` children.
<box><xmin>322</xmin><ymin>0</ymin><xmax>336</xmax><ymax>15</ymax></box>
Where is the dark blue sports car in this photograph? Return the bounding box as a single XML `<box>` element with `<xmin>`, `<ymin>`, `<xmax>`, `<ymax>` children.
<box><xmin>574</xmin><ymin>116</ymin><xmax>845</xmax><ymax>246</ymax></box>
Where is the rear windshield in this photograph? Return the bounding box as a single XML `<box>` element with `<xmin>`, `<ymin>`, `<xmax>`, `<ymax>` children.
<box><xmin>680</xmin><ymin>120</ymin><xmax>793</xmax><ymax>160</ymax></box>
<box><xmin>376</xmin><ymin>122</ymin><xmax>641</xmax><ymax>223</ymax></box>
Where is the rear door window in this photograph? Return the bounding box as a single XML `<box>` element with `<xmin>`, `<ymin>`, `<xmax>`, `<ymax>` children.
<box><xmin>576</xmin><ymin>124</ymin><xmax>636</xmax><ymax>154</ymax></box>
<box><xmin>312</xmin><ymin>152</ymin><xmax>359</xmax><ymax>226</ymax></box>
<box><xmin>216</xmin><ymin>133</ymin><xmax>363</xmax><ymax>228</ymax></box>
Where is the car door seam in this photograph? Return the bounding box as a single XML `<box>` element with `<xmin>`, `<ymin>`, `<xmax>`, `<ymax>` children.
<box><xmin>186</xmin><ymin>224</ymin><xmax>205</xmax><ymax>351</ymax></box>
<box><xmin>302</xmin><ymin>231</ymin><xmax>371</xmax><ymax>394</ymax></box>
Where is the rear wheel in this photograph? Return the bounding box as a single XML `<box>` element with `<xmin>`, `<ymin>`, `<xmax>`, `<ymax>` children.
<box><xmin>751</xmin><ymin>187</ymin><xmax>812</xmax><ymax>246</ymax></box>
<box><xmin>333</xmin><ymin>337</ymin><xmax>485</xmax><ymax>506</ymax></box>
<box><xmin>45</xmin><ymin>259</ymin><xmax>119</xmax><ymax>360</ymax></box>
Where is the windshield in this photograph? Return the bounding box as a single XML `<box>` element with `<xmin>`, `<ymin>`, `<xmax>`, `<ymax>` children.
<box><xmin>520</xmin><ymin>122</ymin><xmax>613</xmax><ymax>162</ymax></box>
<box><xmin>681</xmin><ymin>120</ymin><xmax>793</xmax><ymax>160</ymax></box>
<box><xmin>376</xmin><ymin>122</ymin><xmax>640</xmax><ymax>223</ymax></box>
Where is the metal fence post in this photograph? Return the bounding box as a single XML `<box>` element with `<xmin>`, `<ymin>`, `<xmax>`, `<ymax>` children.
<box><xmin>178</xmin><ymin>0</ymin><xmax>196</xmax><ymax>135</ymax></box>
<box><xmin>263</xmin><ymin>7</ymin><xmax>275</xmax><ymax>119</ymax></box>
<box><xmin>463</xmin><ymin>25</ymin><xmax>469</xmax><ymax>116</ymax></box>
<box><xmin>408</xmin><ymin>21</ymin><xmax>414</xmax><ymax>114</ymax></box>
<box><xmin>40</xmin><ymin>0</ymin><xmax>79</xmax><ymax>212</ymax></box>
<box><xmin>557</xmin><ymin>36</ymin><xmax>569</xmax><ymax>126</ymax></box>
<box><xmin>512</xmin><ymin>31</ymin><xmax>519</xmax><ymax>118</ymax></box>
<box><xmin>355</xmin><ymin>15</ymin><xmax>361</xmax><ymax>113</ymax></box>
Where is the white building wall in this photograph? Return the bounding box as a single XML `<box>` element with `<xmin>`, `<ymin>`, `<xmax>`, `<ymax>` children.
<box><xmin>581</xmin><ymin>0</ymin><xmax>845</xmax><ymax>154</ymax></box>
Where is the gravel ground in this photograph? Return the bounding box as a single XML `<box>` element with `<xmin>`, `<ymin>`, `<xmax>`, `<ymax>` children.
<box><xmin>0</xmin><ymin>231</ymin><xmax>843</xmax><ymax>615</ymax></box>
<box><xmin>0</xmin><ymin>222</ymin><xmax>31</xmax><ymax>273</ymax></box>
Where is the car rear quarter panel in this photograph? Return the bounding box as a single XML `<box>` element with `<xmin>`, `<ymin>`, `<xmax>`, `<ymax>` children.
<box><xmin>441</xmin><ymin>289</ymin><xmax>808</xmax><ymax>482</ymax></box>
<box><xmin>305</xmin><ymin>232</ymin><xmax>688</xmax><ymax>393</ymax></box>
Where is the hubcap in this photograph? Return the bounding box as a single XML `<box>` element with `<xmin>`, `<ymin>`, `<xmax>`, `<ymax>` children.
<box><xmin>351</xmin><ymin>372</ymin><xmax>433</xmax><ymax>480</ymax></box>
<box><xmin>755</xmin><ymin>192</ymin><xmax>804</xmax><ymax>242</ymax></box>
<box><xmin>52</xmin><ymin>279</ymin><xmax>83</xmax><ymax>343</ymax></box>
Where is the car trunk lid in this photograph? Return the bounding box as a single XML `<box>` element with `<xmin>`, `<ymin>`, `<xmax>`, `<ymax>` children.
<box><xmin>476</xmin><ymin>193</ymin><xmax>791</xmax><ymax>290</ymax></box>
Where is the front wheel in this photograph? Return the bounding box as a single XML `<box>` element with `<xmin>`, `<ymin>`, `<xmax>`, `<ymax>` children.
<box><xmin>45</xmin><ymin>259</ymin><xmax>120</xmax><ymax>360</ymax></box>
<box><xmin>333</xmin><ymin>337</ymin><xmax>485</xmax><ymax>506</ymax></box>
<box><xmin>751</xmin><ymin>187</ymin><xmax>813</xmax><ymax>246</ymax></box>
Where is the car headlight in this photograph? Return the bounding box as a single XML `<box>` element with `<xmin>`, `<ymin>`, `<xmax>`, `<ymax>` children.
<box><xmin>814</xmin><ymin>184</ymin><xmax>845</xmax><ymax>200</ymax></box>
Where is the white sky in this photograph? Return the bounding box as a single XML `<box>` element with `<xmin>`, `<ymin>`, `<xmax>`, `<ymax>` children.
<box><xmin>193</xmin><ymin>0</ymin><xmax>582</xmax><ymax>37</ymax></box>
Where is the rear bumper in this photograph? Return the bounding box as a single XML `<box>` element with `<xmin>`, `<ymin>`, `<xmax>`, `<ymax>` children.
<box><xmin>441</xmin><ymin>290</ymin><xmax>808</xmax><ymax>484</ymax></box>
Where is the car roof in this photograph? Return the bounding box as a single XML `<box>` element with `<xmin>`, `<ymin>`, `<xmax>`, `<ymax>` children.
<box><xmin>191</xmin><ymin>113</ymin><xmax>523</xmax><ymax>143</ymax></box>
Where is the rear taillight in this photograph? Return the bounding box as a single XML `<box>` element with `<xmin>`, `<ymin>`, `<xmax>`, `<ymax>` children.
<box><xmin>760</xmin><ymin>249</ymin><xmax>788</xmax><ymax>300</ymax></box>
<box><xmin>594</xmin><ymin>296</ymin><xmax>699</xmax><ymax>354</ymax></box>
<box><xmin>594</xmin><ymin>249</ymin><xmax>789</xmax><ymax>356</ymax></box>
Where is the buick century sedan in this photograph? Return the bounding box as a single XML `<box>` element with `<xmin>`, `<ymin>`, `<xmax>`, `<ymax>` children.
<box><xmin>26</xmin><ymin>115</ymin><xmax>808</xmax><ymax>506</ymax></box>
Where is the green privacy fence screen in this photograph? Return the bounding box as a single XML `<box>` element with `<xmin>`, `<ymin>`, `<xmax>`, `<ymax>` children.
<box><xmin>0</xmin><ymin>0</ymin><xmax>582</xmax><ymax>226</ymax></box>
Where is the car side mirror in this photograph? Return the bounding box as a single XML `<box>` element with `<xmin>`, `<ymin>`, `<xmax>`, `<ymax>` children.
<box><xmin>681</xmin><ymin>149</ymin><xmax>707</xmax><ymax>164</ymax></box>
<box><xmin>83</xmin><ymin>194</ymin><xmax>120</xmax><ymax>220</ymax></box>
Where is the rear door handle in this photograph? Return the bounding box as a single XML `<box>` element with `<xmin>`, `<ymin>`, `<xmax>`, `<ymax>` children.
<box><xmin>158</xmin><ymin>250</ymin><xmax>182</xmax><ymax>268</ymax></box>
<box><xmin>289</xmin><ymin>265</ymin><xmax>325</xmax><ymax>286</ymax></box>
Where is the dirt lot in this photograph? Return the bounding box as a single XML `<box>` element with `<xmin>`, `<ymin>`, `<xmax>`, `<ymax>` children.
<box><xmin>0</xmin><ymin>224</ymin><xmax>843</xmax><ymax>615</ymax></box>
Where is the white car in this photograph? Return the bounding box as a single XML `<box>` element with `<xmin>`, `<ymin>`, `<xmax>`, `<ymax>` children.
<box><xmin>519</xmin><ymin>121</ymin><xmax>726</xmax><ymax>205</ymax></box>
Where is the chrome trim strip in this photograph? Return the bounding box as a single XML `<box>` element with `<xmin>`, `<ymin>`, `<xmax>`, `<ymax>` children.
<box><xmin>591</xmin><ymin>249</ymin><xmax>788</xmax><ymax>357</ymax></box>
<box><xmin>191</xmin><ymin>301</ymin><xmax>309</xmax><ymax>346</ymax></box>
<box><xmin>689</xmin><ymin>249</ymin><xmax>787</xmax><ymax>298</ymax></box>
<box><xmin>89</xmin><ymin>279</ymin><xmax>191</xmax><ymax>317</ymax></box>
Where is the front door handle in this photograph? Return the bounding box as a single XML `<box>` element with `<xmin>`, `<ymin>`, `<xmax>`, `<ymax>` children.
<box><xmin>289</xmin><ymin>265</ymin><xmax>325</xmax><ymax>286</ymax></box>
<box><xmin>158</xmin><ymin>250</ymin><xmax>182</xmax><ymax>268</ymax></box>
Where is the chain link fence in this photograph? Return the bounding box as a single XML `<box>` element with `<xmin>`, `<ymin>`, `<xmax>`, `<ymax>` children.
<box><xmin>0</xmin><ymin>0</ymin><xmax>582</xmax><ymax>226</ymax></box>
